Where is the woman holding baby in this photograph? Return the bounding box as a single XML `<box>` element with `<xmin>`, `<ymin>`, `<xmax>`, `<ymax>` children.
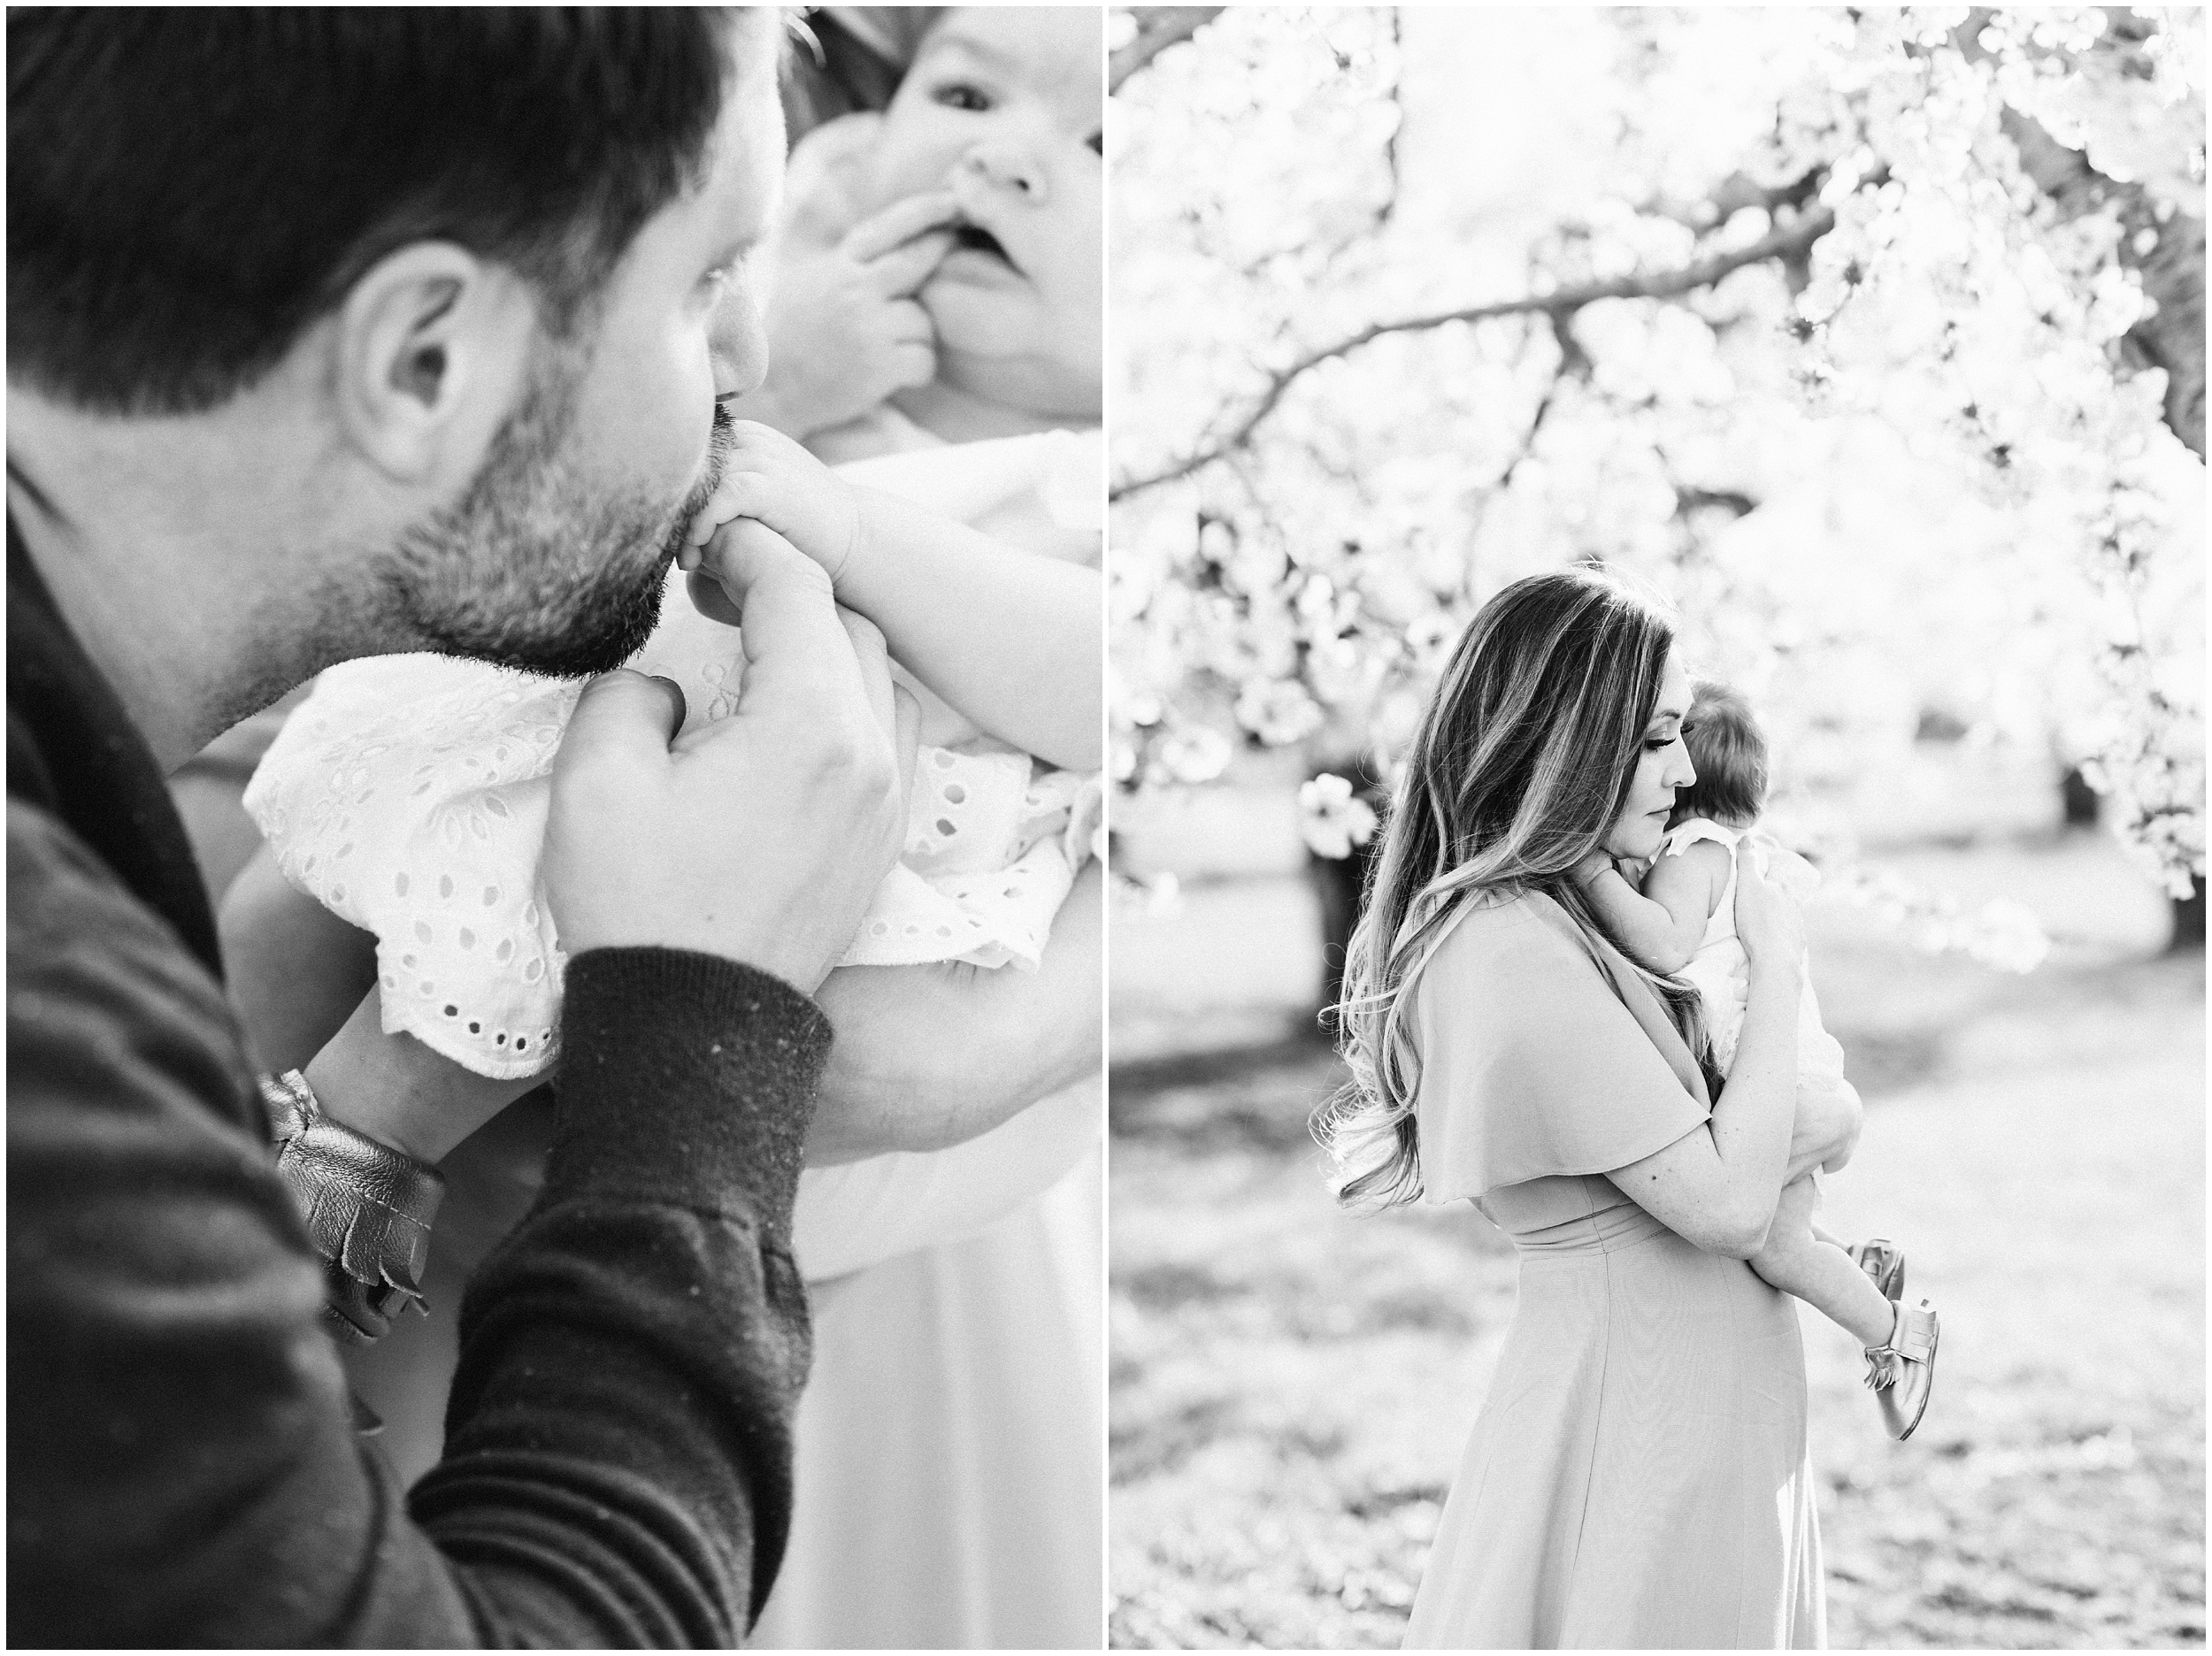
<box><xmin>1321</xmin><ymin>570</ymin><xmax>1886</xmax><ymax>1648</ymax></box>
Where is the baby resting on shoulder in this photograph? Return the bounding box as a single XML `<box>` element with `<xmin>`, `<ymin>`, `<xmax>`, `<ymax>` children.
<box><xmin>1577</xmin><ymin>680</ymin><xmax>1940</xmax><ymax>1442</ymax></box>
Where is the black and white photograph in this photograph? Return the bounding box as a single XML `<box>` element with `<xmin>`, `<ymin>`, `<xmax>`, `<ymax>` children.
<box><xmin>1108</xmin><ymin>5</ymin><xmax>2205</xmax><ymax>1650</ymax></box>
<box><xmin>8</xmin><ymin>3</ymin><xmax>2209</xmax><ymax>1652</ymax></box>
<box><xmin>11</xmin><ymin>5</ymin><xmax>1103</xmax><ymax>1648</ymax></box>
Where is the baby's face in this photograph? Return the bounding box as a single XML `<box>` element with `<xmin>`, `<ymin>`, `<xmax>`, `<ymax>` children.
<box><xmin>870</xmin><ymin>7</ymin><xmax>1102</xmax><ymax>418</ymax></box>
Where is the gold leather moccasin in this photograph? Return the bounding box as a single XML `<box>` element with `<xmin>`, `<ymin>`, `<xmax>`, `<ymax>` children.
<box><xmin>1863</xmin><ymin>1297</ymin><xmax>1939</xmax><ymax>1441</ymax></box>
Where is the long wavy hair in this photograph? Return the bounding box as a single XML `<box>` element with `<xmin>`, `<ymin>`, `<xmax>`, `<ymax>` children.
<box><xmin>1315</xmin><ymin>567</ymin><xmax>1715</xmax><ymax>1209</ymax></box>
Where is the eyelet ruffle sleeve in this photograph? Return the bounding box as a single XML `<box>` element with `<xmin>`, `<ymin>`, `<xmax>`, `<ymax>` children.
<box><xmin>1410</xmin><ymin>892</ymin><xmax>1714</xmax><ymax>1206</ymax></box>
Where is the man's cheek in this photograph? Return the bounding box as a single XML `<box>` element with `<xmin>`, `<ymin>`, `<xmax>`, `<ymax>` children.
<box><xmin>639</xmin><ymin>335</ymin><xmax>723</xmax><ymax>503</ymax></box>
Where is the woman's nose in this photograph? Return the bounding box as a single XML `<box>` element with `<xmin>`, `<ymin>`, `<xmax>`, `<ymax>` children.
<box><xmin>960</xmin><ymin>137</ymin><xmax>1048</xmax><ymax>203</ymax></box>
<box><xmin>1669</xmin><ymin>745</ymin><xmax>1697</xmax><ymax>792</ymax></box>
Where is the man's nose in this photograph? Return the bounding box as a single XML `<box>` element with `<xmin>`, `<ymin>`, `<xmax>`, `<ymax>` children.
<box><xmin>710</xmin><ymin>290</ymin><xmax>769</xmax><ymax>401</ymax></box>
<box><xmin>960</xmin><ymin>136</ymin><xmax>1047</xmax><ymax>203</ymax></box>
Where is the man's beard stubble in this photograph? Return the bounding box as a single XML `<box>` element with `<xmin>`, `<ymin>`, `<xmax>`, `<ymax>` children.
<box><xmin>379</xmin><ymin>346</ymin><xmax>735</xmax><ymax>681</ymax></box>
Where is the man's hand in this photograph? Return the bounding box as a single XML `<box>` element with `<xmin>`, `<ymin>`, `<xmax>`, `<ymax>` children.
<box><xmin>543</xmin><ymin>531</ymin><xmax>919</xmax><ymax>994</ymax></box>
<box><xmin>729</xmin><ymin>116</ymin><xmax>957</xmax><ymax>440</ymax></box>
<box><xmin>681</xmin><ymin>420</ymin><xmax>865</xmax><ymax>584</ymax></box>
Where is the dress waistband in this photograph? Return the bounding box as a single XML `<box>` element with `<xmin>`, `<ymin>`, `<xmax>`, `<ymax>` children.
<box><xmin>1511</xmin><ymin>1195</ymin><xmax>1674</xmax><ymax>1257</ymax></box>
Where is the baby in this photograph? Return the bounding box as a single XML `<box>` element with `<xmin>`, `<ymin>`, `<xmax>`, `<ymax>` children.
<box><xmin>763</xmin><ymin>4</ymin><xmax>1102</xmax><ymax>463</ymax></box>
<box><xmin>1581</xmin><ymin>680</ymin><xmax>1940</xmax><ymax>1441</ymax></box>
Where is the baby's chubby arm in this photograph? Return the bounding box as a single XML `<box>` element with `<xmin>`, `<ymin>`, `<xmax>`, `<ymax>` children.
<box><xmin>684</xmin><ymin>421</ymin><xmax>1101</xmax><ymax>771</ymax></box>
<box><xmin>1573</xmin><ymin>840</ymin><xmax>1725</xmax><ymax>973</ymax></box>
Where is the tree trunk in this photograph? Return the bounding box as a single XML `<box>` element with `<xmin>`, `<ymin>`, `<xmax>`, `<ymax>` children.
<box><xmin>2170</xmin><ymin>876</ymin><xmax>2205</xmax><ymax>954</ymax></box>
<box><xmin>1310</xmin><ymin>838</ymin><xmax>1379</xmax><ymax>1023</ymax></box>
<box><xmin>2061</xmin><ymin>764</ymin><xmax>2102</xmax><ymax>828</ymax></box>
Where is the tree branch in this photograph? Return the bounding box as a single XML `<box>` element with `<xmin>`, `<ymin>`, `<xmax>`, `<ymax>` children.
<box><xmin>1110</xmin><ymin>7</ymin><xmax>1225</xmax><ymax>94</ymax></box>
<box><xmin>1495</xmin><ymin>315</ymin><xmax>1579</xmax><ymax>492</ymax></box>
<box><xmin>1112</xmin><ymin>204</ymin><xmax>1838</xmax><ymax>501</ymax></box>
<box><xmin>1642</xmin><ymin>167</ymin><xmax>1825</xmax><ymax>233</ymax></box>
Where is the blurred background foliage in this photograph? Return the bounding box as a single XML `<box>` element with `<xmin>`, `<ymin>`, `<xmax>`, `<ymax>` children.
<box><xmin>1106</xmin><ymin>7</ymin><xmax>2205</xmax><ymax>1647</ymax></box>
<box><xmin>1109</xmin><ymin>4</ymin><xmax>2205</xmax><ymax>963</ymax></box>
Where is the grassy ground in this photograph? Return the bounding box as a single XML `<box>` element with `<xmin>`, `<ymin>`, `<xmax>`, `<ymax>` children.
<box><xmin>1109</xmin><ymin>829</ymin><xmax>2205</xmax><ymax>1649</ymax></box>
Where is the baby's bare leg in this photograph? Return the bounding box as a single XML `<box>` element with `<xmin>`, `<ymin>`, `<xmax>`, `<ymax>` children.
<box><xmin>1746</xmin><ymin>1176</ymin><xmax>1899</xmax><ymax>1348</ymax></box>
<box><xmin>223</xmin><ymin>845</ymin><xmax>533</xmax><ymax>1162</ymax></box>
<box><xmin>219</xmin><ymin>843</ymin><xmax>379</xmax><ymax>1073</ymax></box>
<box><xmin>303</xmin><ymin>989</ymin><xmax>538</xmax><ymax>1165</ymax></box>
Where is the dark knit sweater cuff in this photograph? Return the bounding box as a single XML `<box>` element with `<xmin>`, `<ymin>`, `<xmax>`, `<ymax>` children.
<box><xmin>546</xmin><ymin>947</ymin><xmax>830</xmax><ymax>1232</ymax></box>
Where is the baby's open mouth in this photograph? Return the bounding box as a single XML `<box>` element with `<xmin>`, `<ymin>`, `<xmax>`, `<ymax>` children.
<box><xmin>952</xmin><ymin>219</ymin><xmax>1020</xmax><ymax>272</ymax></box>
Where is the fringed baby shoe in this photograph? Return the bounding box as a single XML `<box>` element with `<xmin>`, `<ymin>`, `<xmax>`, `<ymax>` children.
<box><xmin>1863</xmin><ymin>1297</ymin><xmax>1939</xmax><ymax>1441</ymax></box>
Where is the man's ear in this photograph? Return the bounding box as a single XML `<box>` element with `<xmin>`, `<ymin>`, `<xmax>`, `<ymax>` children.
<box><xmin>332</xmin><ymin>242</ymin><xmax>536</xmax><ymax>485</ymax></box>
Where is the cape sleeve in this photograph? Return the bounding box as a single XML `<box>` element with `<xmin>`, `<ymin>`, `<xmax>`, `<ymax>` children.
<box><xmin>1412</xmin><ymin>895</ymin><xmax>1712</xmax><ymax>1205</ymax></box>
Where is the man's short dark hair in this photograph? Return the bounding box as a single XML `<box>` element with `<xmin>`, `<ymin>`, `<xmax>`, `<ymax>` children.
<box><xmin>1675</xmin><ymin>678</ymin><xmax>1768</xmax><ymax>827</ymax></box>
<box><xmin>9</xmin><ymin>7</ymin><xmax>772</xmax><ymax>416</ymax></box>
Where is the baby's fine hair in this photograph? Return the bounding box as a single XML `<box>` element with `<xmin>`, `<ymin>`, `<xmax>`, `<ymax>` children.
<box><xmin>1673</xmin><ymin>680</ymin><xmax>1767</xmax><ymax>828</ymax></box>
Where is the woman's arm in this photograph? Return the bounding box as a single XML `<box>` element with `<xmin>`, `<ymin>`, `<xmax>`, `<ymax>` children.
<box><xmin>791</xmin><ymin>1078</ymin><xmax>1097</xmax><ymax>1281</ymax></box>
<box><xmin>1602</xmin><ymin>856</ymin><xmax>1805</xmax><ymax>1258</ymax></box>
<box><xmin>804</xmin><ymin>859</ymin><xmax>1102</xmax><ymax>1162</ymax></box>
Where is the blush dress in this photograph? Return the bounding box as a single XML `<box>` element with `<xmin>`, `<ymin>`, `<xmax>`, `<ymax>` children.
<box><xmin>1401</xmin><ymin>889</ymin><xmax>1825</xmax><ymax>1650</ymax></box>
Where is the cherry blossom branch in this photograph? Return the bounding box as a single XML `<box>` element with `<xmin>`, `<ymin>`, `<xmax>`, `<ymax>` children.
<box><xmin>1944</xmin><ymin>8</ymin><xmax>2203</xmax><ymax>457</ymax></box>
<box><xmin>1111</xmin><ymin>204</ymin><xmax>1838</xmax><ymax>501</ymax></box>
<box><xmin>1494</xmin><ymin>314</ymin><xmax>1580</xmax><ymax>493</ymax></box>
<box><xmin>1640</xmin><ymin>167</ymin><xmax>1826</xmax><ymax>233</ymax></box>
<box><xmin>1111</xmin><ymin>7</ymin><xmax>1225</xmax><ymax>94</ymax></box>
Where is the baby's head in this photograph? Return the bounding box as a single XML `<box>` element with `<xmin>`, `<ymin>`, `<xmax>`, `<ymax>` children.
<box><xmin>864</xmin><ymin>6</ymin><xmax>1102</xmax><ymax>421</ymax></box>
<box><xmin>1671</xmin><ymin>680</ymin><xmax>1767</xmax><ymax>831</ymax></box>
